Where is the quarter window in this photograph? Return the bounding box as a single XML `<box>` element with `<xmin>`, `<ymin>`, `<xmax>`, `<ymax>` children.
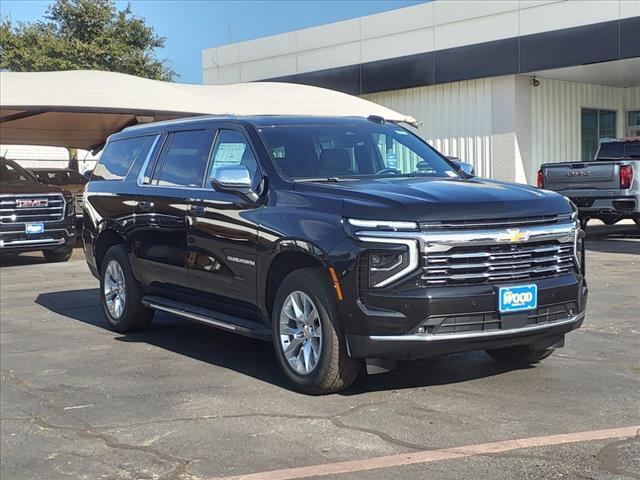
<box><xmin>154</xmin><ymin>130</ymin><xmax>213</xmax><ymax>187</ymax></box>
<box><xmin>93</xmin><ymin>136</ymin><xmax>153</xmax><ymax>181</ymax></box>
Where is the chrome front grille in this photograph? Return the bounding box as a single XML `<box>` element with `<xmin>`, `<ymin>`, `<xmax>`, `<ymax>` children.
<box><xmin>75</xmin><ymin>193</ymin><xmax>84</xmax><ymax>209</ymax></box>
<box><xmin>421</xmin><ymin>241</ymin><xmax>575</xmax><ymax>286</ymax></box>
<box><xmin>0</xmin><ymin>194</ymin><xmax>65</xmax><ymax>224</ymax></box>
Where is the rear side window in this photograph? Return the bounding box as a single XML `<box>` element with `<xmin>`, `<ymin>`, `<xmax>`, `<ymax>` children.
<box><xmin>154</xmin><ymin>130</ymin><xmax>212</xmax><ymax>187</ymax></box>
<box><xmin>93</xmin><ymin>136</ymin><xmax>152</xmax><ymax>181</ymax></box>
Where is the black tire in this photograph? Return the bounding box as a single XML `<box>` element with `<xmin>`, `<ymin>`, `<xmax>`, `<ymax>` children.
<box><xmin>485</xmin><ymin>345</ymin><xmax>555</xmax><ymax>365</ymax></box>
<box><xmin>42</xmin><ymin>246</ymin><xmax>73</xmax><ymax>262</ymax></box>
<box><xmin>100</xmin><ymin>244</ymin><xmax>153</xmax><ymax>333</ymax></box>
<box><xmin>272</xmin><ymin>268</ymin><xmax>361</xmax><ymax>394</ymax></box>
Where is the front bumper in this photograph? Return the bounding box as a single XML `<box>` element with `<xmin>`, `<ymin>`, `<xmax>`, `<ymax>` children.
<box><xmin>0</xmin><ymin>224</ymin><xmax>76</xmax><ymax>254</ymax></box>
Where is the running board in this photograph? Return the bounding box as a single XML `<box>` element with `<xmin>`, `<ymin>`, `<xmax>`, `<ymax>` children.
<box><xmin>141</xmin><ymin>296</ymin><xmax>271</xmax><ymax>341</ymax></box>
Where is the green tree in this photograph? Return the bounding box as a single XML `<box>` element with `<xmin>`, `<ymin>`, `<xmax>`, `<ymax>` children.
<box><xmin>0</xmin><ymin>0</ymin><xmax>175</xmax><ymax>81</ymax></box>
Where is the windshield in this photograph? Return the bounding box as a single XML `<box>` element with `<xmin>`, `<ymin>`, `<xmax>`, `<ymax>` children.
<box><xmin>257</xmin><ymin>121</ymin><xmax>460</xmax><ymax>180</ymax></box>
<box><xmin>0</xmin><ymin>159</ymin><xmax>38</xmax><ymax>185</ymax></box>
<box><xmin>596</xmin><ymin>141</ymin><xmax>640</xmax><ymax>159</ymax></box>
<box><xmin>35</xmin><ymin>170</ymin><xmax>88</xmax><ymax>186</ymax></box>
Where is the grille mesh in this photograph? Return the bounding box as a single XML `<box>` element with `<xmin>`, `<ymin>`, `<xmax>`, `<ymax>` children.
<box><xmin>0</xmin><ymin>194</ymin><xmax>65</xmax><ymax>224</ymax></box>
<box><xmin>421</xmin><ymin>241</ymin><xmax>575</xmax><ymax>286</ymax></box>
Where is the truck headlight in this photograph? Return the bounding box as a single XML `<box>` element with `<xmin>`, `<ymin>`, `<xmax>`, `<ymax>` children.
<box><xmin>358</xmin><ymin>237</ymin><xmax>419</xmax><ymax>288</ymax></box>
<box><xmin>66</xmin><ymin>196</ymin><xmax>76</xmax><ymax>216</ymax></box>
<box><xmin>574</xmin><ymin>230</ymin><xmax>585</xmax><ymax>274</ymax></box>
<box><xmin>369</xmin><ymin>251</ymin><xmax>410</xmax><ymax>288</ymax></box>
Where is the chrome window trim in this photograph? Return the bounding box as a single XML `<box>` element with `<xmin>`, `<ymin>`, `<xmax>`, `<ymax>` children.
<box><xmin>357</xmin><ymin>236</ymin><xmax>419</xmax><ymax>288</ymax></box>
<box><xmin>136</xmin><ymin>134</ymin><xmax>162</xmax><ymax>186</ymax></box>
<box><xmin>368</xmin><ymin>311</ymin><xmax>585</xmax><ymax>342</ymax></box>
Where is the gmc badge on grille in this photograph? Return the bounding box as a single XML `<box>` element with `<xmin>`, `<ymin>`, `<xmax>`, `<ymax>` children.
<box><xmin>16</xmin><ymin>199</ymin><xmax>48</xmax><ymax>208</ymax></box>
<box><xmin>567</xmin><ymin>171</ymin><xmax>590</xmax><ymax>177</ymax></box>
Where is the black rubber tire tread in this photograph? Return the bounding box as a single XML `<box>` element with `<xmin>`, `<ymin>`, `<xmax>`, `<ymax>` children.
<box><xmin>272</xmin><ymin>268</ymin><xmax>361</xmax><ymax>395</ymax></box>
<box><xmin>42</xmin><ymin>246</ymin><xmax>73</xmax><ymax>262</ymax></box>
<box><xmin>100</xmin><ymin>244</ymin><xmax>153</xmax><ymax>333</ymax></box>
<box><xmin>485</xmin><ymin>345</ymin><xmax>555</xmax><ymax>365</ymax></box>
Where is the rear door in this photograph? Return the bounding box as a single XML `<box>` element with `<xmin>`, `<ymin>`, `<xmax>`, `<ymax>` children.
<box><xmin>185</xmin><ymin>126</ymin><xmax>263</xmax><ymax>319</ymax></box>
<box><xmin>133</xmin><ymin>127</ymin><xmax>214</xmax><ymax>297</ymax></box>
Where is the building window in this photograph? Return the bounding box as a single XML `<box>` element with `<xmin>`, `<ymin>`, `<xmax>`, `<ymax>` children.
<box><xmin>581</xmin><ymin>108</ymin><xmax>616</xmax><ymax>161</ymax></box>
<box><xmin>628</xmin><ymin>111</ymin><xmax>640</xmax><ymax>137</ymax></box>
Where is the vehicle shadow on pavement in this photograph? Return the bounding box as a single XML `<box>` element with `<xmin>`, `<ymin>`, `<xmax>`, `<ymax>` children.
<box><xmin>584</xmin><ymin>224</ymin><xmax>640</xmax><ymax>255</ymax></box>
<box><xmin>36</xmin><ymin>288</ymin><xmax>528</xmax><ymax>395</ymax></box>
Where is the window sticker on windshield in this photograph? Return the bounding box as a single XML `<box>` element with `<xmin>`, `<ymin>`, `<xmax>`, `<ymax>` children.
<box><xmin>214</xmin><ymin>143</ymin><xmax>246</xmax><ymax>166</ymax></box>
<box><xmin>445</xmin><ymin>170</ymin><xmax>457</xmax><ymax>177</ymax></box>
<box><xmin>386</xmin><ymin>150</ymin><xmax>398</xmax><ymax>169</ymax></box>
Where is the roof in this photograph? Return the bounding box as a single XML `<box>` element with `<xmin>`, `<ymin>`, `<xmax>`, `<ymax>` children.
<box><xmin>0</xmin><ymin>70</ymin><xmax>417</xmax><ymax>150</ymax></box>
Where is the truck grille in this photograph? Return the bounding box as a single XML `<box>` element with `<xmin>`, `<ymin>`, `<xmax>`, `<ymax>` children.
<box><xmin>0</xmin><ymin>194</ymin><xmax>66</xmax><ymax>224</ymax></box>
<box><xmin>420</xmin><ymin>241</ymin><xmax>575</xmax><ymax>286</ymax></box>
<box><xmin>424</xmin><ymin>301</ymin><xmax>578</xmax><ymax>335</ymax></box>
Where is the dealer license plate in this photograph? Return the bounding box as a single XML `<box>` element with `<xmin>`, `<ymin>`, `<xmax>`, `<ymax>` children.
<box><xmin>498</xmin><ymin>284</ymin><xmax>537</xmax><ymax>313</ymax></box>
<box><xmin>25</xmin><ymin>223</ymin><xmax>44</xmax><ymax>235</ymax></box>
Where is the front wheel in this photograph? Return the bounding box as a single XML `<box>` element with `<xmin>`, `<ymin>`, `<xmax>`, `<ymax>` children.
<box><xmin>272</xmin><ymin>268</ymin><xmax>361</xmax><ymax>394</ymax></box>
<box><xmin>43</xmin><ymin>245</ymin><xmax>73</xmax><ymax>262</ymax></box>
<box><xmin>100</xmin><ymin>244</ymin><xmax>153</xmax><ymax>333</ymax></box>
<box><xmin>485</xmin><ymin>345</ymin><xmax>555</xmax><ymax>365</ymax></box>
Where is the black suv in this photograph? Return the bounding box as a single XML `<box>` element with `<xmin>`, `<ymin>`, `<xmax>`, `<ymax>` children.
<box><xmin>1</xmin><ymin>158</ymin><xmax>76</xmax><ymax>262</ymax></box>
<box><xmin>83</xmin><ymin>116</ymin><xmax>587</xmax><ymax>394</ymax></box>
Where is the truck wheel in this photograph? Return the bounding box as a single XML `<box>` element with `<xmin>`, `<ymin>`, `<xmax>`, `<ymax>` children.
<box><xmin>485</xmin><ymin>345</ymin><xmax>555</xmax><ymax>365</ymax></box>
<box><xmin>43</xmin><ymin>246</ymin><xmax>73</xmax><ymax>262</ymax></box>
<box><xmin>100</xmin><ymin>244</ymin><xmax>153</xmax><ymax>333</ymax></box>
<box><xmin>272</xmin><ymin>268</ymin><xmax>361</xmax><ymax>394</ymax></box>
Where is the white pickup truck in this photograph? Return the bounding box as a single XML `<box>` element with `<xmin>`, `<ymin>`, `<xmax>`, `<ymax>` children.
<box><xmin>538</xmin><ymin>138</ymin><xmax>639</xmax><ymax>229</ymax></box>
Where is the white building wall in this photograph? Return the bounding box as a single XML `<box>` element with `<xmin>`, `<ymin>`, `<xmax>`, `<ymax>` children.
<box><xmin>0</xmin><ymin>145</ymin><xmax>99</xmax><ymax>173</ymax></box>
<box><xmin>529</xmin><ymin>79</ymin><xmax>639</xmax><ymax>182</ymax></box>
<box><xmin>362</xmin><ymin>79</ymin><xmax>493</xmax><ymax>178</ymax></box>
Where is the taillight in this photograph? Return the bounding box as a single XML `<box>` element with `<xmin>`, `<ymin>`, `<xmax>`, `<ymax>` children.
<box><xmin>620</xmin><ymin>165</ymin><xmax>633</xmax><ymax>189</ymax></box>
<box><xmin>537</xmin><ymin>169</ymin><xmax>544</xmax><ymax>188</ymax></box>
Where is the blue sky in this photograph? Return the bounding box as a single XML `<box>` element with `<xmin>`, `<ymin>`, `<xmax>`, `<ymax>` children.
<box><xmin>1</xmin><ymin>0</ymin><xmax>425</xmax><ymax>84</ymax></box>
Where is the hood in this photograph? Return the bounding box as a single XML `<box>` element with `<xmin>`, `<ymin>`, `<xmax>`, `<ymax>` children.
<box><xmin>294</xmin><ymin>177</ymin><xmax>572</xmax><ymax>222</ymax></box>
<box><xmin>0</xmin><ymin>183</ymin><xmax>68</xmax><ymax>196</ymax></box>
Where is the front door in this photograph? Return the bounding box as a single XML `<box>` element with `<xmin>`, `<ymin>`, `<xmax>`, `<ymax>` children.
<box><xmin>133</xmin><ymin>128</ymin><xmax>214</xmax><ymax>298</ymax></box>
<box><xmin>185</xmin><ymin>128</ymin><xmax>263</xmax><ymax>320</ymax></box>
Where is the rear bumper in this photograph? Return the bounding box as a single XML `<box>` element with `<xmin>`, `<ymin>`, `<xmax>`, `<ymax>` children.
<box><xmin>569</xmin><ymin>195</ymin><xmax>639</xmax><ymax>217</ymax></box>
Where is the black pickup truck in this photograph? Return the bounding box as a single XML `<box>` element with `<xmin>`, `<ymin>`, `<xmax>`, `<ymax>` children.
<box><xmin>1</xmin><ymin>158</ymin><xmax>76</xmax><ymax>262</ymax></box>
<box><xmin>83</xmin><ymin>115</ymin><xmax>587</xmax><ymax>394</ymax></box>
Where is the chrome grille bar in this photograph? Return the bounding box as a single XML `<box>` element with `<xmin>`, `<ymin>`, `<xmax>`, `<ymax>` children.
<box><xmin>0</xmin><ymin>194</ymin><xmax>65</xmax><ymax>224</ymax></box>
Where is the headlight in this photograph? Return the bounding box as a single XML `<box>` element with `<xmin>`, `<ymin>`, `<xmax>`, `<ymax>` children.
<box><xmin>574</xmin><ymin>230</ymin><xmax>585</xmax><ymax>274</ymax></box>
<box><xmin>358</xmin><ymin>237</ymin><xmax>419</xmax><ymax>288</ymax></box>
<box><xmin>66</xmin><ymin>195</ymin><xmax>76</xmax><ymax>216</ymax></box>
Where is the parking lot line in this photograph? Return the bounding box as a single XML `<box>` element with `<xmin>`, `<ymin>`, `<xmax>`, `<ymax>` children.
<box><xmin>214</xmin><ymin>425</ymin><xmax>639</xmax><ymax>480</ymax></box>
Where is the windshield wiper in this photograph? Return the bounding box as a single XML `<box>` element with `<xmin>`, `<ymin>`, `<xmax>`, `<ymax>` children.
<box><xmin>294</xmin><ymin>177</ymin><xmax>349</xmax><ymax>183</ymax></box>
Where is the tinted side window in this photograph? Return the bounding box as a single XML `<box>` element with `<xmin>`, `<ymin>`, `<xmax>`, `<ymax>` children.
<box><xmin>208</xmin><ymin>130</ymin><xmax>259</xmax><ymax>186</ymax></box>
<box><xmin>93</xmin><ymin>136</ymin><xmax>152</xmax><ymax>181</ymax></box>
<box><xmin>154</xmin><ymin>130</ymin><xmax>212</xmax><ymax>187</ymax></box>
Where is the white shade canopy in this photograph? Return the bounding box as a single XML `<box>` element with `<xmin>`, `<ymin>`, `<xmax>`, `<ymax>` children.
<box><xmin>0</xmin><ymin>70</ymin><xmax>417</xmax><ymax>150</ymax></box>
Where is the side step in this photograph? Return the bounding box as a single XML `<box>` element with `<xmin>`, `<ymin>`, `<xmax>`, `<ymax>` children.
<box><xmin>142</xmin><ymin>295</ymin><xmax>271</xmax><ymax>341</ymax></box>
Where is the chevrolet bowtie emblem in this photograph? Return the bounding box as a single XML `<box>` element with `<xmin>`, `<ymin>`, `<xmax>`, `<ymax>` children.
<box><xmin>497</xmin><ymin>228</ymin><xmax>530</xmax><ymax>243</ymax></box>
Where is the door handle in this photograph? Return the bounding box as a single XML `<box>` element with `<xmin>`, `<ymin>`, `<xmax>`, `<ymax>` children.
<box><xmin>139</xmin><ymin>200</ymin><xmax>154</xmax><ymax>210</ymax></box>
<box><xmin>189</xmin><ymin>204</ymin><xmax>205</xmax><ymax>215</ymax></box>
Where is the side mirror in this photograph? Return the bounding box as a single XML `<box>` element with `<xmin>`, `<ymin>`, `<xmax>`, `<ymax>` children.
<box><xmin>210</xmin><ymin>165</ymin><xmax>258</xmax><ymax>202</ymax></box>
<box><xmin>451</xmin><ymin>159</ymin><xmax>475</xmax><ymax>177</ymax></box>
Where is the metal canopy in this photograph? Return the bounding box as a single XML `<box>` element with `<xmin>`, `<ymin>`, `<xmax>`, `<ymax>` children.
<box><xmin>0</xmin><ymin>70</ymin><xmax>417</xmax><ymax>150</ymax></box>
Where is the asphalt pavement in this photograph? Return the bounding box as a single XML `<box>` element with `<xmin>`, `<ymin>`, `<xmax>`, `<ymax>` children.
<box><xmin>1</xmin><ymin>222</ymin><xmax>638</xmax><ymax>480</ymax></box>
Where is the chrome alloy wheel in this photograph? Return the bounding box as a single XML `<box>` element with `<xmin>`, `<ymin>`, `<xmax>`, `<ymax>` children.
<box><xmin>279</xmin><ymin>291</ymin><xmax>323</xmax><ymax>375</ymax></box>
<box><xmin>104</xmin><ymin>259</ymin><xmax>126</xmax><ymax>319</ymax></box>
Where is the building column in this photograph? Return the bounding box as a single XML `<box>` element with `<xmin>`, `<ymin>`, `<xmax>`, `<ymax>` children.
<box><xmin>490</xmin><ymin>75</ymin><xmax>533</xmax><ymax>185</ymax></box>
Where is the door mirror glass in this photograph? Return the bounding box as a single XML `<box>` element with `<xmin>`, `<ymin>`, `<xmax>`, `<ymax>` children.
<box><xmin>210</xmin><ymin>165</ymin><xmax>257</xmax><ymax>201</ymax></box>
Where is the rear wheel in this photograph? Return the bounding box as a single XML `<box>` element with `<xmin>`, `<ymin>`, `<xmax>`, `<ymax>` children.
<box><xmin>485</xmin><ymin>345</ymin><xmax>555</xmax><ymax>365</ymax></box>
<box><xmin>43</xmin><ymin>245</ymin><xmax>73</xmax><ymax>262</ymax></box>
<box><xmin>100</xmin><ymin>244</ymin><xmax>153</xmax><ymax>333</ymax></box>
<box><xmin>272</xmin><ymin>268</ymin><xmax>361</xmax><ymax>394</ymax></box>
